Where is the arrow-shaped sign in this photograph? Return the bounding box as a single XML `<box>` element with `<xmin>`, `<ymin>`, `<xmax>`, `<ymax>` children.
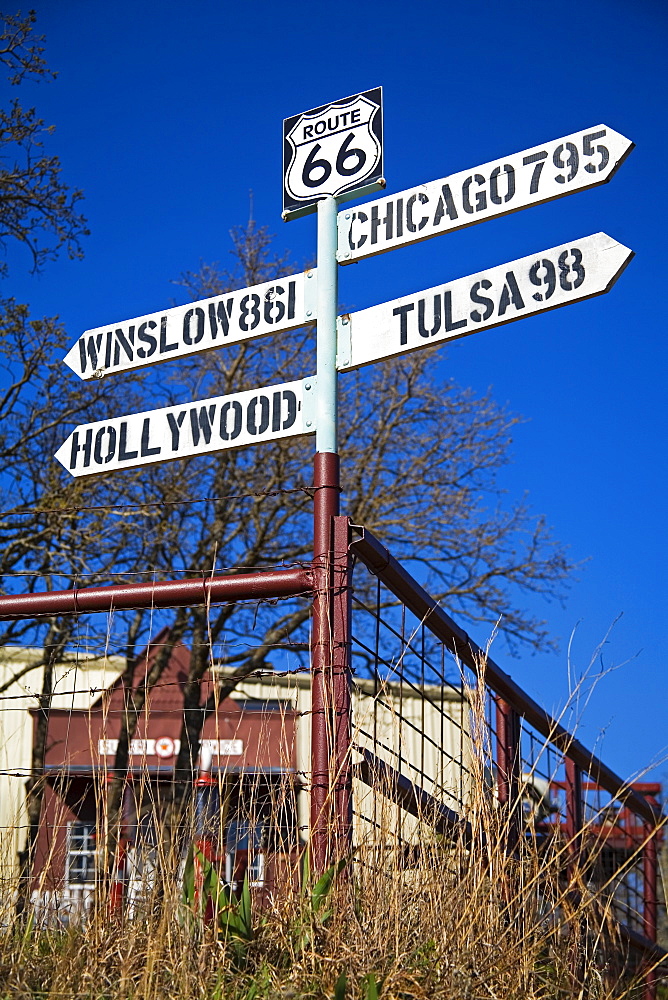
<box><xmin>336</xmin><ymin>233</ymin><xmax>632</xmax><ymax>371</ymax></box>
<box><xmin>55</xmin><ymin>378</ymin><xmax>317</xmax><ymax>478</ymax></box>
<box><xmin>63</xmin><ymin>270</ymin><xmax>317</xmax><ymax>380</ymax></box>
<box><xmin>337</xmin><ymin>126</ymin><xmax>633</xmax><ymax>264</ymax></box>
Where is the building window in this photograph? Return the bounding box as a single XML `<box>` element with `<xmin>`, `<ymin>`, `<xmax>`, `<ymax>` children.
<box><xmin>66</xmin><ymin>821</ymin><xmax>97</xmax><ymax>887</ymax></box>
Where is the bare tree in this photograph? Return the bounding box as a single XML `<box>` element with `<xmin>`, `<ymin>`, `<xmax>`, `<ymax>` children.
<box><xmin>0</xmin><ymin>9</ymin><xmax>88</xmax><ymax>275</ymax></box>
<box><xmin>72</xmin><ymin>219</ymin><xmax>574</xmax><ymax>841</ymax></box>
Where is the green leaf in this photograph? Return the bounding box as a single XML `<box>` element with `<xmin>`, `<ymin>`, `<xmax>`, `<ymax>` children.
<box><xmin>238</xmin><ymin>873</ymin><xmax>253</xmax><ymax>941</ymax></box>
<box><xmin>181</xmin><ymin>843</ymin><xmax>196</xmax><ymax>907</ymax></box>
<box><xmin>312</xmin><ymin>857</ymin><xmax>346</xmax><ymax>915</ymax></box>
<box><xmin>334</xmin><ymin>971</ymin><xmax>348</xmax><ymax>1000</ymax></box>
<box><xmin>362</xmin><ymin>974</ymin><xmax>379</xmax><ymax>1000</ymax></box>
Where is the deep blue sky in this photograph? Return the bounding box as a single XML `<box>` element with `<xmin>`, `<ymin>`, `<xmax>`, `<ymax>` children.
<box><xmin>5</xmin><ymin>0</ymin><xmax>667</xmax><ymax>785</ymax></box>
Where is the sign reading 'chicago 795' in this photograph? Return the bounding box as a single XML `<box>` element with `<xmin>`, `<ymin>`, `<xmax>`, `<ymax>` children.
<box><xmin>336</xmin><ymin>233</ymin><xmax>632</xmax><ymax>371</ymax></box>
<box><xmin>337</xmin><ymin>125</ymin><xmax>633</xmax><ymax>263</ymax></box>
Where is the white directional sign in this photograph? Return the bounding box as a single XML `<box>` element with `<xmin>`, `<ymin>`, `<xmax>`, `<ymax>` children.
<box><xmin>337</xmin><ymin>126</ymin><xmax>633</xmax><ymax>264</ymax></box>
<box><xmin>283</xmin><ymin>88</ymin><xmax>383</xmax><ymax>220</ymax></box>
<box><xmin>63</xmin><ymin>270</ymin><xmax>317</xmax><ymax>380</ymax></box>
<box><xmin>55</xmin><ymin>378</ymin><xmax>317</xmax><ymax>478</ymax></box>
<box><xmin>336</xmin><ymin>233</ymin><xmax>632</xmax><ymax>371</ymax></box>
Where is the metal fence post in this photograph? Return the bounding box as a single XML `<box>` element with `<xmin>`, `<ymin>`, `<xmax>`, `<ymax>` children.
<box><xmin>495</xmin><ymin>697</ymin><xmax>521</xmax><ymax>852</ymax></box>
<box><xmin>565</xmin><ymin>757</ymin><xmax>583</xmax><ymax>858</ymax></box>
<box><xmin>643</xmin><ymin>818</ymin><xmax>658</xmax><ymax>1000</ymax></box>
<box><xmin>332</xmin><ymin>515</ymin><xmax>352</xmax><ymax>859</ymax></box>
<box><xmin>564</xmin><ymin>758</ymin><xmax>585</xmax><ymax>989</ymax></box>
<box><xmin>310</xmin><ymin>194</ymin><xmax>340</xmax><ymax>876</ymax></box>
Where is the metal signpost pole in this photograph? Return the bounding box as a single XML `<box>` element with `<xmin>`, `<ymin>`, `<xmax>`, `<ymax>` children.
<box><xmin>311</xmin><ymin>194</ymin><xmax>341</xmax><ymax>874</ymax></box>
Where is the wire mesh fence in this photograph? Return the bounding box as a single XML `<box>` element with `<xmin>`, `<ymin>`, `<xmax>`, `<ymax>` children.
<box><xmin>0</xmin><ymin>515</ymin><xmax>664</xmax><ymax>997</ymax></box>
<box><xmin>347</xmin><ymin>521</ymin><xmax>665</xmax><ymax>994</ymax></box>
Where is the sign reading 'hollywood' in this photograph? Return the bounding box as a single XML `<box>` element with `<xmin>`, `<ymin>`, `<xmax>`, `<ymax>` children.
<box><xmin>55</xmin><ymin>378</ymin><xmax>317</xmax><ymax>477</ymax></box>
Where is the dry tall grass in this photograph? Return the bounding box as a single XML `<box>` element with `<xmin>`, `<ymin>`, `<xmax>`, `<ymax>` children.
<box><xmin>0</xmin><ymin>667</ymin><xmax>661</xmax><ymax>1000</ymax></box>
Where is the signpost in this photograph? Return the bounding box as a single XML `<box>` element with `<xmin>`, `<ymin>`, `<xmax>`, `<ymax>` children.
<box><xmin>282</xmin><ymin>88</ymin><xmax>384</xmax><ymax>221</ymax></box>
<box><xmin>52</xmin><ymin>88</ymin><xmax>635</xmax><ymax>875</ymax></box>
<box><xmin>63</xmin><ymin>269</ymin><xmax>317</xmax><ymax>380</ymax></box>
<box><xmin>336</xmin><ymin>233</ymin><xmax>633</xmax><ymax>371</ymax></box>
<box><xmin>336</xmin><ymin>125</ymin><xmax>634</xmax><ymax>264</ymax></box>
<box><xmin>54</xmin><ymin>378</ymin><xmax>316</xmax><ymax>477</ymax></box>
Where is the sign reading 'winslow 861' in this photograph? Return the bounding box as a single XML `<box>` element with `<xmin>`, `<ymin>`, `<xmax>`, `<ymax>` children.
<box><xmin>64</xmin><ymin>270</ymin><xmax>317</xmax><ymax>380</ymax></box>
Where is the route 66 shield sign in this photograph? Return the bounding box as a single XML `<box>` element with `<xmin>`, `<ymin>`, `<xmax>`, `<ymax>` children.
<box><xmin>283</xmin><ymin>88</ymin><xmax>384</xmax><ymax>219</ymax></box>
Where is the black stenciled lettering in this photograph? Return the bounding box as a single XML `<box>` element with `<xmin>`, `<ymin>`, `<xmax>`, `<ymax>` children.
<box><xmin>183</xmin><ymin>307</ymin><xmax>205</xmax><ymax>346</ymax></box>
<box><xmin>489</xmin><ymin>164</ymin><xmax>515</xmax><ymax>205</ymax></box>
<box><xmin>444</xmin><ymin>291</ymin><xmax>467</xmax><ymax>332</ymax></box>
<box><xmin>247</xmin><ymin>395</ymin><xmax>270</xmax><ymax>436</ymax></box>
<box><xmin>433</xmin><ymin>185</ymin><xmax>458</xmax><ymax>226</ymax></box>
<box><xmin>119</xmin><ymin>422</ymin><xmax>138</xmax><ymax>461</ymax></box>
<box><xmin>220</xmin><ymin>401</ymin><xmax>242</xmax><ymax>441</ymax></box>
<box><xmin>166</xmin><ymin>410</ymin><xmax>187</xmax><ymax>451</ymax></box>
<box><xmin>462</xmin><ymin>174</ymin><xmax>487</xmax><ymax>214</ymax></box>
<box><xmin>470</xmin><ymin>280</ymin><xmax>494</xmax><ymax>322</ymax></box>
<box><xmin>94</xmin><ymin>426</ymin><xmax>116</xmax><ymax>465</ymax></box>
<box><xmin>137</xmin><ymin>320</ymin><xmax>158</xmax><ymax>359</ymax></box>
<box><xmin>140</xmin><ymin>418</ymin><xmax>161</xmax><ymax>457</ymax></box>
<box><xmin>113</xmin><ymin>327</ymin><xmax>134</xmax><ymax>366</ymax></box>
<box><xmin>370</xmin><ymin>202</ymin><xmax>393</xmax><ymax>244</ymax></box>
<box><xmin>393</xmin><ymin>302</ymin><xmax>415</xmax><ymax>346</ymax></box>
<box><xmin>351</xmin><ymin>109</ymin><xmax>360</xmax><ymax>123</ymax></box>
<box><xmin>282</xmin><ymin>390</ymin><xmax>297</xmax><ymax>429</ymax></box>
<box><xmin>558</xmin><ymin>247</ymin><xmax>585</xmax><ymax>291</ymax></box>
<box><xmin>189</xmin><ymin>404</ymin><xmax>217</xmax><ymax>446</ymax></box>
<box><xmin>303</xmin><ymin>125</ymin><xmax>313</xmax><ymax>139</ymax></box>
<box><xmin>78</xmin><ymin>332</ymin><xmax>104</xmax><ymax>374</ymax></box>
<box><xmin>523</xmin><ymin>150</ymin><xmax>548</xmax><ymax>194</ymax></box>
<box><xmin>349</xmin><ymin>210</ymin><xmax>368</xmax><ymax>250</ymax></box>
<box><xmin>287</xmin><ymin>280</ymin><xmax>296</xmax><ymax>320</ymax></box>
<box><xmin>208</xmin><ymin>298</ymin><xmax>234</xmax><ymax>339</ymax></box>
<box><xmin>529</xmin><ymin>259</ymin><xmax>556</xmax><ymax>302</ymax></box>
<box><xmin>160</xmin><ymin>315</ymin><xmax>178</xmax><ymax>354</ymax></box>
<box><xmin>396</xmin><ymin>198</ymin><xmax>403</xmax><ymax>238</ymax></box>
<box><xmin>553</xmin><ymin>142</ymin><xmax>579</xmax><ymax>184</ymax></box>
<box><xmin>406</xmin><ymin>193</ymin><xmax>429</xmax><ymax>233</ymax></box>
<box><xmin>69</xmin><ymin>428</ymin><xmax>93</xmax><ymax>469</ymax></box>
<box><xmin>418</xmin><ymin>295</ymin><xmax>442</xmax><ymax>338</ymax></box>
<box><xmin>239</xmin><ymin>293</ymin><xmax>261</xmax><ymax>332</ymax></box>
<box><xmin>264</xmin><ymin>285</ymin><xmax>285</xmax><ymax>325</ymax></box>
<box><xmin>498</xmin><ymin>271</ymin><xmax>525</xmax><ymax>316</ymax></box>
<box><xmin>272</xmin><ymin>391</ymin><xmax>282</xmax><ymax>432</ymax></box>
<box><xmin>104</xmin><ymin>329</ymin><xmax>113</xmax><ymax>369</ymax></box>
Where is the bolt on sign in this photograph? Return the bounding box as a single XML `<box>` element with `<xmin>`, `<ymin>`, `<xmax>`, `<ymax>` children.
<box><xmin>337</xmin><ymin>126</ymin><xmax>634</xmax><ymax>264</ymax></box>
<box><xmin>336</xmin><ymin>233</ymin><xmax>633</xmax><ymax>371</ymax></box>
<box><xmin>283</xmin><ymin>88</ymin><xmax>384</xmax><ymax>220</ymax></box>
<box><xmin>63</xmin><ymin>269</ymin><xmax>317</xmax><ymax>380</ymax></box>
<box><xmin>55</xmin><ymin>378</ymin><xmax>317</xmax><ymax>478</ymax></box>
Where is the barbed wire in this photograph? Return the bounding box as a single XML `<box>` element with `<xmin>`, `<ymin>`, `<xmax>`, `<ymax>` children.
<box><xmin>0</xmin><ymin>484</ymin><xmax>316</xmax><ymax>520</ymax></box>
